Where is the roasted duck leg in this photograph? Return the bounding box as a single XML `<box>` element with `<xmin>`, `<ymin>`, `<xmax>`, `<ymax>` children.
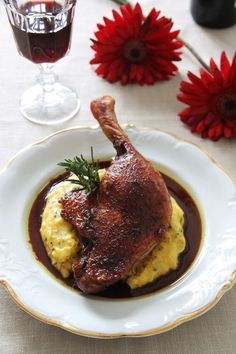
<box><xmin>61</xmin><ymin>96</ymin><xmax>172</xmax><ymax>293</ymax></box>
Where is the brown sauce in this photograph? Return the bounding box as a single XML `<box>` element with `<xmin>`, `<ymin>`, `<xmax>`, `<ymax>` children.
<box><xmin>28</xmin><ymin>161</ymin><xmax>202</xmax><ymax>298</ymax></box>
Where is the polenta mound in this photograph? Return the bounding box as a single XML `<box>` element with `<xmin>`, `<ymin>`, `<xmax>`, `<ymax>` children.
<box><xmin>40</xmin><ymin>177</ymin><xmax>186</xmax><ymax>288</ymax></box>
<box><xmin>127</xmin><ymin>197</ymin><xmax>185</xmax><ymax>289</ymax></box>
<box><xmin>40</xmin><ymin>178</ymin><xmax>80</xmax><ymax>278</ymax></box>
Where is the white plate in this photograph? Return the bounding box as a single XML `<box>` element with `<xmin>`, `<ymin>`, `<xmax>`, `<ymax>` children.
<box><xmin>0</xmin><ymin>126</ymin><xmax>236</xmax><ymax>338</ymax></box>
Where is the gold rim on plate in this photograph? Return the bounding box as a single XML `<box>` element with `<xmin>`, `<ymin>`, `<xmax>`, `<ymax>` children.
<box><xmin>0</xmin><ymin>125</ymin><xmax>235</xmax><ymax>338</ymax></box>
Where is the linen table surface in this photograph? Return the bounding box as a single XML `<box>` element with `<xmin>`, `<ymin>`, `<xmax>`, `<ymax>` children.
<box><xmin>0</xmin><ymin>0</ymin><xmax>235</xmax><ymax>353</ymax></box>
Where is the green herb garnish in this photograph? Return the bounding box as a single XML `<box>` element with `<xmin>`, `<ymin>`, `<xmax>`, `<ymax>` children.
<box><xmin>58</xmin><ymin>147</ymin><xmax>100</xmax><ymax>196</ymax></box>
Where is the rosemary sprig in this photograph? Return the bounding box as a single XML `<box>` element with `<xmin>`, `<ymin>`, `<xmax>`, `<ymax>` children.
<box><xmin>58</xmin><ymin>147</ymin><xmax>100</xmax><ymax>196</ymax></box>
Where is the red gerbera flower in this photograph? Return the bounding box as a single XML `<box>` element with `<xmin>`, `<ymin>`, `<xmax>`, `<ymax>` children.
<box><xmin>90</xmin><ymin>3</ymin><xmax>182</xmax><ymax>85</ymax></box>
<box><xmin>177</xmin><ymin>51</ymin><xmax>236</xmax><ymax>141</ymax></box>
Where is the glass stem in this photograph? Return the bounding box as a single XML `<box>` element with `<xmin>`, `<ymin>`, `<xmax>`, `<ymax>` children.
<box><xmin>38</xmin><ymin>63</ymin><xmax>58</xmax><ymax>93</ymax></box>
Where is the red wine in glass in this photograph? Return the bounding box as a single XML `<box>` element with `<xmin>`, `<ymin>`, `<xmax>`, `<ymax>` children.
<box><xmin>3</xmin><ymin>0</ymin><xmax>80</xmax><ymax>125</ymax></box>
<box><xmin>11</xmin><ymin>1</ymin><xmax>73</xmax><ymax>63</ymax></box>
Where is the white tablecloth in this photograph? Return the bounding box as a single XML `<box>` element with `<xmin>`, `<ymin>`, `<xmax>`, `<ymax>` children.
<box><xmin>0</xmin><ymin>0</ymin><xmax>236</xmax><ymax>353</ymax></box>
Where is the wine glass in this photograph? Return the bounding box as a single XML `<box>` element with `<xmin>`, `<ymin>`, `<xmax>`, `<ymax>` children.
<box><xmin>3</xmin><ymin>0</ymin><xmax>80</xmax><ymax>125</ymax></box>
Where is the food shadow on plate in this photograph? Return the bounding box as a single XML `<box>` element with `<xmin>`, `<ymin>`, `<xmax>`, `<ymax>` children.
<box><xmin>81</xmin><ymin>292</ymin><xmax>142</xmax><ymax>320</ymax></box>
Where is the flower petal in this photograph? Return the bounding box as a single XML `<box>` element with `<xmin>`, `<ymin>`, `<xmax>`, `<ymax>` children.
<box><xmin>178</xmin><ymin>51</ymin><xmax>236</xmax><ymax>140</ymax></box>
<box><xmin>90</xmin><ymin>2</ymin><xmax>182</xmax><ymax>85</ymax></box>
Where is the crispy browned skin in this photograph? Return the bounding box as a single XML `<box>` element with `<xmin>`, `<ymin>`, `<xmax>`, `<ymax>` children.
<box><xmin>60</xmin><ymin>96</ymin><xmax>172</xmax><ymax>293</ymax></box>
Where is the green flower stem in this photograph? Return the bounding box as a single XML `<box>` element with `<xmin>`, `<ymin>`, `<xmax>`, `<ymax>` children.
<box><xmin>179</xmin><ymin>37</ymin><xmax>210</xmax><ymax>72</ymax></box>
<box><xmin>111</xmin><ymin>0</ymin><xmax>129</xmax><ymax>5</ymax></box>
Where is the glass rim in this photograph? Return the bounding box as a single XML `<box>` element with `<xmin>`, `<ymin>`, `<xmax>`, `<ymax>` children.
<box><xmin>3</xmin><ymin>0</ymin><xmax>76</xmax><ymax>18</ymax></box>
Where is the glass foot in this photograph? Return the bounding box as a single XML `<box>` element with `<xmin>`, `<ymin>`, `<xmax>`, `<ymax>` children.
<box><xmin>20</xmin><ymin>83</ymin><xmax>80</xmax><ymax>125</ymax></box>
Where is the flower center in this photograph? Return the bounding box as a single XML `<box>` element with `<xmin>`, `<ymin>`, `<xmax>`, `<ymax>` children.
<box><xmin>123</xmin><ymin>39</ymin><xmax>147</xmax><ymax>63</ymax></box>
<box><xmin>216</xmin><ymin>92</ymin><xmax>236</xmax><ymax>118</ymax></box>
